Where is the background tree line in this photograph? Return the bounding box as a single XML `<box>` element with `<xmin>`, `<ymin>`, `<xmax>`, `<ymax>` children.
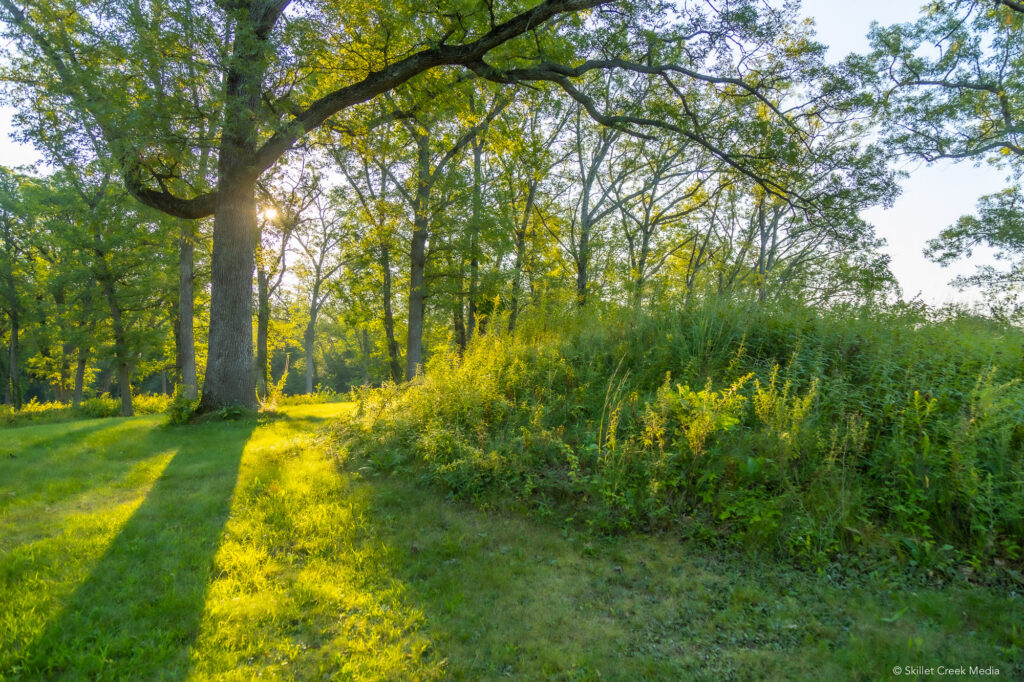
<box><xmin>0</xmin><ymin>0</ymin><xmax>1020</xmax><ymax>414</ymax></box>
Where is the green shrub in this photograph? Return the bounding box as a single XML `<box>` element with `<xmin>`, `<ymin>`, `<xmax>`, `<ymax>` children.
<box><xmin>279</xmin><ymin>385</ymin><xmax>342</xmax><ymax>405</ymax></box>
<box><xmin>166</xmin><ymin>387</ymin><xmax>200</xmax><ymax>424</ymax></box>
<box><xmin>0</xmin><ymin>398</ymin><xmax>72</xmax><ymax>425</ymax></box>
<box><xmin>0</xmin><ymin>394</ymin><xmax>171</xmax><ymax>427</ymax></box>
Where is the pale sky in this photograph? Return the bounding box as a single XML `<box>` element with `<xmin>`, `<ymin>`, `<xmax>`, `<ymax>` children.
<box><xmin>0</xmin><ymin>1</ymin><xmax>1012</xmax><ymax>306</ymax></box>
<box><xmin>800</xmin><ymin>0</ymin><xmax>1010</xmax><ymax>306</ymax></box>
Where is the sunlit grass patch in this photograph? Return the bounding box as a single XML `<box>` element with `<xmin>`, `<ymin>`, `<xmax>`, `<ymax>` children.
<box><xmin>0</xmin><ymin>424</ymin><xmax>175</xmax><ymax>676</ymax></box>
<box><xmin>189</xmin><ymin>404</ymin><xmax>444</xmax><ymax>680</ymax></box>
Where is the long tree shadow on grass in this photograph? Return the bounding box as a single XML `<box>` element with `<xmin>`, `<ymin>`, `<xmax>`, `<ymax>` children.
<box><xmin>338</xmin><ymin>467</ymin><xmax>1024</xmax><ymax>681</ymax></box>
<box><xmin>20</xmin><ymin>418</ymin><xmax>255</xmax><ymax>679</ymax></box>
<box><xmin>1</xmin><ymin>418</ymin><xmax>165</xmax><ymax>515</ymax></box>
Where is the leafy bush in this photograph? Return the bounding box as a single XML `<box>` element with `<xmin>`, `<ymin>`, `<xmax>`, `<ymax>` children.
<box><xmin>0</xmin><ymin>399</ymin><xmax>71</xmax><ymax>425</ymax></box>
<box><xmin>341</xmin><ymin>301</ymin><xmax>1024</xmax><ymax>576</ymax></box>
<box><xmin>0</xmin><ymin>394</ymin><xmax>171</xmax><ymax>427</ymax></box>
<box><xmin>279</xmin><ymin>385</ymin><xmax>342</xmax><ymax>405</ymax></box>
<box><xmin>258</xmin><ymin>355</ymin><xmax>290</xmax><ymax>411</ymax></box>
<box><xmin>166</xmin><ymin>387</ymin><xmax>200</xmax><ymax>424</ymax></box>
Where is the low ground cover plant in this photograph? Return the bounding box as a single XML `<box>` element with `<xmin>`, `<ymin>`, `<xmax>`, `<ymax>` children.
<box><xmin>0</xmin><ymin>394</ymin><xmax>170</xmax><ymax>427</ymax></box>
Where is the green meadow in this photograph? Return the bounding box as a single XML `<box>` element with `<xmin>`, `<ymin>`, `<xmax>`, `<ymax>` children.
<box><xmin>1</xmin><ymin>403</ymin><xmax>1019</xmax><ymax>680</ymax></box>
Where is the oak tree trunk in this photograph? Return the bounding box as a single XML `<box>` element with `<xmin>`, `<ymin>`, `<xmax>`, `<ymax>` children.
<box><xmin>199</xmin><ymin>10</ymin><xmax>271</xmax><ymax>411</ymax></box>
<box><xmin>200</xmin><ymin>185</ymin><xmax>258</xmax><ymax>410</ymax></box>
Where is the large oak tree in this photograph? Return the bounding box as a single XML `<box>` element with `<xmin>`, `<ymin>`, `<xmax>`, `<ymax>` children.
<box><xmin>1</xmin><ymin>0</ymin><xmax>841</xmax><ymax>408</ymax></box>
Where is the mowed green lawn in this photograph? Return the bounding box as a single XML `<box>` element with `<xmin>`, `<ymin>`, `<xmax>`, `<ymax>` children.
<box><xmin>0</xmin><ymin>404</ymin><xmax>1019</xmax><ymax>680</ymax></box>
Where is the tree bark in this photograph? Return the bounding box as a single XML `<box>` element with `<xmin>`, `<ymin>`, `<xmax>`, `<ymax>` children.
<box><xmin>406</xmin><ymin>224</ymin><xmax>428</xmax><ymax>379</ymax></box>
<box><xmin>508</xmin><ymin>181</ymin><xmax>536</xmax><ymax>333</ymax></box>
<box><xmin>576</xmin><ymin>213</ymin><xmax>591</xmax><ymax>307</ymax></box>
<box><xmin>198</xmin><ymin>9</ymin><xmax>271</xmax><ymax>411</ymax></box>
<box><xmin>3</xmin><ymin>219</ymin><xmax>18</xmax><ymax>409</ymax></box>
<box><xmin>116</xmin><ymin>358</ymin><xmax>133</xmax><ymax>417</ymax></box>
<box><xmin>103</xmin><ymin>283</ymin><xmax>133</xmax><ymax>417</ymax></box>
<box><xmin>73</xmin><ymin>351</ymin><xmax>87</xmax><ymax>408</ymax></box>
<box><xmin>380</xmin><ymin>242</ymin><xmax>403</xmax><ymax>383</ymax></box>
<box><xmin>757</xmin><ymin>196</ymin><xmax>767</xmax><ymax>304</ymax></box>
<box><xmin>58</xmin><ymin>342</ymin><xmax>73</xmax><ymax>403</ymax></box>
<box><xmin>201</xmin><ymin>184</ymin><xmax>258</xmax><ymax>410</ymax></box>
<box><xmin>6</xmin><ymin>315</ymin><xmax>18</xmax><ymax>409</ymax></box>
<box><xmin>255</xmin><ymin>267</ymin><xmax>270</xmax><ymax>399</ymax></box>
<box><xmin>52</xmin><ymin>285</ymin><xmax>73</xmax><ymax>402</ymax></box>
<box><xmin>467</xmin><ymin>139</ymin><xmax>483</xmax><ymax>339</ymax></box>
<box><xmin>304</xmin><ymin>306</ymin><xmax>317</xmax><ymax>394</ymax></box>
<box><xmin>359</xmin><ymin>327</ymin><xmax>372</xmax><ymax>385</ymax></box>
<box><xmin>405</xmin><ymin>137</ymin><xmax>431</xmax><ymax>380</ymax></box>
<box><xmin>178</xmin><ymin>220</ymin><xmax>198</xmax><ymax>399</ymax></box>
<box><xmin>454</xmin><ymin>298</ymin><xmax>467</xmax><ymax>353</ymax></box>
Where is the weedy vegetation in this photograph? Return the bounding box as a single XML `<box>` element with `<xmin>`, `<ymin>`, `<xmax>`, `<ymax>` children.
<box><xmin>344</xmin><ymin>301</ymin><xmax>1024</xmax><ymax>580</ymax></box>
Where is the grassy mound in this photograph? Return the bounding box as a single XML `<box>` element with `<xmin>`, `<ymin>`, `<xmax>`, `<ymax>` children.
<box><xmin>344</xmin><ymin>302</ymin><xmax>1024</xmax><ymax>577</ymax></box>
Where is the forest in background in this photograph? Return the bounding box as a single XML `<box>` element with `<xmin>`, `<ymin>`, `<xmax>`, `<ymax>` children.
<box><xmin>0</xmin><ymin>0</ymin><xmax>1019</xmax><ymax>419</ymax></box>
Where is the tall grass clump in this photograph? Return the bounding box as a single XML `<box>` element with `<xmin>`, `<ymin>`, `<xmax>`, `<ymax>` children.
<box><xmin>342</xmin><ymin>301</ymin><xmax>1024</xmax><ymax>576</ymax></box>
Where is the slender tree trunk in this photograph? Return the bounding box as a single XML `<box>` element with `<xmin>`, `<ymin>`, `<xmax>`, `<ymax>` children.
<box><xmin>2</xmin><ymin>219</ymin><xmax>18</xmax><ymax>408</ymax></box>
<box><xmin>51</xmin><ymin>285</ymin><xmax>73</xmax><ymax>402</ymax></box>
<box><xmin>255</xmin><ymin>267</ymin><xmax>270</xmax><ymax>399</ymax></box>
<box><xmin>454</xmin><ymin>299</ymin><xmax>467</xmax><ymax>353</ymax></box>
<box><xmin>7</xmin><ymin>315</ymin><xmax>18</xmax><ymax>409</ymax></box>
<box><xmin>0</xmin><ymin>343</ymin><xmax>7</xmax><ymax>406</ymax></box>
<box><xmin>406</xmin><ymin>222</ymin><xmax>428</xmax><ymax>379</ymax></box>
<box><xmin>58</xmin><ymin>344</ymin><xmax>72</xmax><ymax>402</ymax></box>
<box><xmin>380</xmin><ymin>244</ymin><xmax>403</xmax><ymax>383</ymax></box>
<box><xmin>467</xmin><ymin>253</ymin><xmax>478</xmax><ymax>338</ymax></box>
<box><xmin>467</xmin><ymin>140</ymin><xmax>483</xmax><ymax>339</ymax></box>
<box><xmin>576</xmin><ymin>216</ymin><xmax>591</xmax><ymax>307</ymax></box>
<box><xmin>508</xmin><ymin>182</ymin><xmax>536</xmax><ymax>333</ymax></box>
<box><xmin>73</xmin><ymin>351</ymin><xmax>87</xmax><ymax>408</ymax></box>
<box><xmin>360</xmin><ymin>327</ymin><xmax>371</xmax><ymax>385</ymax></box>
<box><xmin>116</xmin><ymin>358</ymin><xmax>133</xmax><ymax>417</ymax></box>
<box><xmin>576</xmin><ymin>169</ymin><xmax>595</xmax><ymax>308</ymax></box>
<box><xmin>508</xmin><ymin>245</ymin><xmax>524</xmax><ymax>333</ymax></box>
<box><xmin>109</xmin><ymin>311</ymin><xmax>133</xmax><ymax>415</ymax></box>
<box><xmin>99</xmin><ymin>275</ymin><xmax>134</xmax><ymax>417</ymax></box>
<box><xmin>178</xmin><ymin>220</ymin><xmax>198</xmax><ymax>398</ymax></box>
<box><xmin>405</xmin><ymin>138</ymin><xmax>431</xmax><ymax>380</ymax></box>
<box><xmin>757</xmin><ymin>196</ymin><xmax>767</xmax><ymax>304</ymax></box>
<box><xmin>304</xmin><ymin>307</ymin><xmax>317</xmax><ymax>394</ymax></box>
<box><xmin>632</xmin><ymin>237</ymin><xmax>651</xmax><ymax>310</ymax></box>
